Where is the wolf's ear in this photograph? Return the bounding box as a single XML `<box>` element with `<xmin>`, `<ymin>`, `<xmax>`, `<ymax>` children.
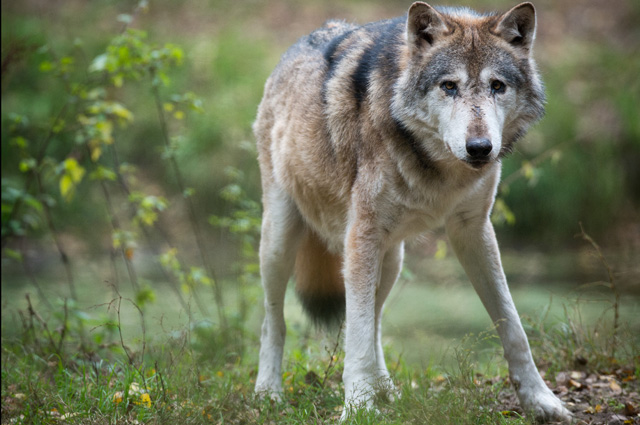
<box><xmin>494</xmin><ymin>2</ymin><xmax>537</xmax><ymax>52</ymax></box>
<box><xmin>406</xmin><ymin>2</ymin><xmax>450</xmax><ymax>51</ymax></box>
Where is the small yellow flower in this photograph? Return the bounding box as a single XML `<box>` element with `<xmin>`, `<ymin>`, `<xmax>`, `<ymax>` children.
<box><xmin>138</xmin><ymin>393</ymin><xmax>151</xmax><ymax>408</ymax></box>
<box><xmin>113</xmin><ymin>391</ymin><xmax>124</xmax><ymax>403</ymax></box>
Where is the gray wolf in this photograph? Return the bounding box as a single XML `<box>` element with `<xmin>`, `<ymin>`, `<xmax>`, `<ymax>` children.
<box><xmin>253</xmin><ymin>2</ymin><xmax>571</xmax><ymax>422</ymax></box>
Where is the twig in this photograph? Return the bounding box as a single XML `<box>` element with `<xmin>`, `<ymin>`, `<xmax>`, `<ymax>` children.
<box><xmin>19</xmin><ymin>240</ymin><xmax>53</xmax><ymax>310</ymax></box>
<box><xmin>87</xmin><ymin>146</ymin><xmax>140</xmax><ymax>293</ymax></box>
<box><xmin>112</xmin><ymin>287</ymin><xmax>147</xmax><ymax>367</ymax></box>
<box><xmin>577</xmin><ymin>222</ymin><xmax>619</xmax><ymax>359</ymax></box>
<box><xmin>322</xmin><ymin>324</ymin><xmax>344</xmax><ymax>388</ymax></box>
<box><xmin>25</xmin><ymin>294</ymin><xmax>61</xmax><ymax>358</ymax></box>
<box><xmin>56</xmin><ymin>298</ymin><xmax>69</xmax><ymax>355</ymax></box>
<box><xmin>500</xmin><ymin>144</ymin><xmax>564</xmax><ymax>191</ymax></box>
<box><xmin>115</xmin><ymin>294</ymin><xmax>134</xmax><ymax>365</ymax></box>
<box><xmin>155</xmin><ymin>360</ymin><xmax>167</xmax><ymax>405</ymax></box>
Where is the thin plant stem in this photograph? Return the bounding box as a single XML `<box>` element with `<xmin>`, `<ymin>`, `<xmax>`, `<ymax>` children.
<box><xmin>151</xmin><ymin>82</ymin><xmax>226</xmax><ymax>329</ymax></box>
<box><xmin>578</xmin><ymin>222</ymin><xmax>619</xmax><ymax>359</ymax></box>
<box><xmin>34</xmin><ymin>170</ymin><xmax>77</xmax><ymax>300</ymax></box>
<box><xmin>108</xmin><ymin>143</ymin><xmax>197</xmax><ymax>319</ymax></box>
<box><xmin>19</xmin><ymin>239</ymin><xmax>53</xmax><ymax>311</ymax></box>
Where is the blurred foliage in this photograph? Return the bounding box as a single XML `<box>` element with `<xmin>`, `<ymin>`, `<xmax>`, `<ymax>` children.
<box><xmin>1</xmin><ymin>0</ymin><xmax>639</xmax><ymax>257</ymax></box>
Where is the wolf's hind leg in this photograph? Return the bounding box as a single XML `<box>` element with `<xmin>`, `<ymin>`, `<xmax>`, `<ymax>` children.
<box><xmin>255</xmin><ymin>188</ymin><xmax>304</xmax><ymax>399</ymax></box>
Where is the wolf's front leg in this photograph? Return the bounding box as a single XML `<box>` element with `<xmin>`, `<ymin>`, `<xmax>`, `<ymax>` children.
<box><xmin>446</xmin><ymin>215</ymin><xmax>572</xmax><ymax>422</ymax></box>
<box><xmin>340</xmin><ymin>219</ymin><xmax>384</xmax><ymax>420</ymax></box>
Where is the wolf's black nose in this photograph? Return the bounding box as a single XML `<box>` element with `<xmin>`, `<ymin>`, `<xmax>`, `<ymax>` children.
<box><xmin>466</xmin><ymin>138</ymin><xmax>492</xmax><ymax>158</ymax></box>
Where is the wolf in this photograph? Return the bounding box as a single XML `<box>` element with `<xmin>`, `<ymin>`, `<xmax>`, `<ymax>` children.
<box><xmin>253</xmin><ymin>2</ymin><xmax>571</xmax><ymax>422</ymax></box>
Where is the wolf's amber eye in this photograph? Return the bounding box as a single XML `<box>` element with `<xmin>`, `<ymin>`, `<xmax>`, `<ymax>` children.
<box><xmin>491</xmin><ymin>80</ymin><xmax>505</xmax><ymax>93</ymax></box>
<box><xmin>441</xmin><ymin>81</ymin><xmax>458</xmax><ymax>96</ymax></box>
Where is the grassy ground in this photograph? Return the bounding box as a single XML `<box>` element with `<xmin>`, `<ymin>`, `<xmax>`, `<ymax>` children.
<box><xmin>1</xmin><ymin>305</ymin><xmax>638</xmax><ymax>424</ymax></box>
<box><xmin>2</xmin><ymin>251</ymin><xmax>639</xmax><ymax>424</ymax></box>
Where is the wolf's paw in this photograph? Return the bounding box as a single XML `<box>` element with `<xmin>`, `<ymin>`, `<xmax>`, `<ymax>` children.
<box><xmin>254</xmin><ymin>383</ymin><xmax>283</xmax><ymax>402</ymax></box>
<box><xmin>375</xmin><ymin>376</ymin><xmax>399</xmax><ymax>402</ymax></box>
<box><xmin>519</xmin><ymin>386</ymin><xmax>572</xmax><ymax>423</ymax></box>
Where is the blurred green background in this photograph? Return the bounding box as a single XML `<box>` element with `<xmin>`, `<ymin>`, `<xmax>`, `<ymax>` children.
<box><xmin>2</xmin><ymin>0</ymin><xmax>639</xmax><ymax>364</ymax></box>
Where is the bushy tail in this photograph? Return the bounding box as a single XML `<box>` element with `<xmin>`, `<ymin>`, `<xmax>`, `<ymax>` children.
<box><xmin>294</xmin><ymin>229</ymin><xmax>345</xmax><ymax>328</ymax></box>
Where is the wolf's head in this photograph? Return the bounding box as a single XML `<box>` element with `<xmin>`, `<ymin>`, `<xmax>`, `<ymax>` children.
<box><xmin>392</xmin><ymin>2</ymin><xmax>545</xmax><ymax>169</ymax></box>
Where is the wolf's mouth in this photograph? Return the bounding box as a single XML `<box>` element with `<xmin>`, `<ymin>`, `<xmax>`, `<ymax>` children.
<box><xmin>465</xmin><ymin>158</ymin><xmax>492</xmax><ymax>169</ymax></box>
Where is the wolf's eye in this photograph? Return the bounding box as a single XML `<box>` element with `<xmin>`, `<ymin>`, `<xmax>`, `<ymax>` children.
<box><xmin>441</xmin><ymin>81</ymin><xmax>458</xmax><ymax>96</ymax></box>
<box><xmin>491</xmin><ymin>80</ymin><xmax>506</xmax><ymax>94</ymax></box>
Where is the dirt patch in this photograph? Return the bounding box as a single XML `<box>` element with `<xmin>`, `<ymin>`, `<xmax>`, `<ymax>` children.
<box><xmin>492</xmin><ymin>367</ymin><xmax>640</xmax><ymax>424</ymax></box>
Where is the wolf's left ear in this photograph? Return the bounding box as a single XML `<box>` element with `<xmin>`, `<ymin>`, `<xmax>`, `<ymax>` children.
<box><xmin>406</xmin><ymin>2</ymin><xmax>450</xmax><ymax>52</ymax></box>
<box><xmin>494</xmin><ymin>2</ymin><xmax>537</xmax><ymax>52</ymax></box>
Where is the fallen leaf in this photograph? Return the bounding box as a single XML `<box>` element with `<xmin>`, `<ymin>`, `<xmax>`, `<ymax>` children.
<box><xmin>570</xmin><ymin>371</ymin><xmax>585</xmax><ymax>380</ymax></box>
<box><xmin>623</xmin><ymin>402</ymin><xmax>638</xmax><ymax>416</ymax></box>
<box><xmin>568</xmin><ymin>379</ymin><xmax>583</xmax><ymax>389</ymax></box>
<box><xmin>610</xmin><ymin>380</ymin><xmax>622</xmax><ymax>394</ymax></box>
<box><xmin>584</xmin><ymin>404</ymin><xmax>602</xmax><ymax>414</ymax></box>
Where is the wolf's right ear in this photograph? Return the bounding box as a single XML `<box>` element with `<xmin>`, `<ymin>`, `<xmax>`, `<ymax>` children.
<box><xmin>406</xmin><ymin>2</ymin><xmax>450</xmax><ymax>52</ymax></box>
<box><xmin>493</xmin><ymin>2</ymin><xmax>537</xmax><ymax>52</ymax></box>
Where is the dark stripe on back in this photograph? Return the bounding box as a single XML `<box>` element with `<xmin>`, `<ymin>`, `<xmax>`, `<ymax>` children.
<box><xmin>351</xmin><ymin>41</ymin><xmax>383</xmax><ymax>107</ymax></box>
<box><xmin>321</xmin><ymin>29</ymin><xmax>356</xmax><ymax>103</ymax></box>
<box><xmin>323</xmin><ymin>29</ymin><xmax>355</xmax><ymax>75</ymax></box>
<box><xmin>351</xmin><ymin>19</ymin><xmax>404</xmax><ymax>108</ymax></box>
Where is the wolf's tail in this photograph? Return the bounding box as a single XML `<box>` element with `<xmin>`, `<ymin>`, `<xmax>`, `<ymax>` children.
<box><xmin>294</xmin><ymin>229</ymin><xmax>345</xmax><ymax>328</ymax></box>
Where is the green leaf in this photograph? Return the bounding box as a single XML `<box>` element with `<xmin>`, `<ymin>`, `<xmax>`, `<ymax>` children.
<box><xmin>522</xmin><ymin>161</ymin><xmax>535</xmax><ymax>180</ymax></box>
<box><xmin>89</xmin><ymin>165</ymin><xmax>117</xmax><ymax>181</ymax></box>
<box><xmin>23</xmin><ymin>195</ymin><xmax>43</xmax><ymax>213</ymax></box>
<box><xmin>59</xmin><ymin>158</ymin><xmax>86</xmax><ymax>201</ymax></box>
<box><xmin>11</xmin><ymin>136</ymin><xmax>29</xmax><ymax>149</ymax></box>
<box><xmin>491</xmin><ymin>198</ymin><xmax>516</xmax><ymax>226</ymax></box>
<box><xmin>3</xmin><ymin>248</ymin><xmax>23</xmax><ymax>262</ymax></box>
<box><xmin>110</xmin><ymin>102</ymin><xmax>134</xmax><ymax>122</ymax></box>
<box><xmin>59</xmin><ymin>175</ymin><xmax>73</xmax><ymax>201</ymax></box>
<box><xmin>112</xmin><ymin>74</ymin><xmax>124</xmax><ymax>87</ymax></box>
<box><xmin>434</xmin><ymin>240</ymin><xmax>447</xmax><ymax>260</ymax></box>
<box><xmin>64</xmin><ymin>158</ymin><xmax>86</xmax><ymax>183</ymax></box>
<box><xmin>135</xmin><ymin>285</ymin><xmax>156</xmax><ymax>306</ymax></box>
<box><xmin>39</xmin><ymin>61</ymin><xmax>54</xmax><ymax>72</ymax></box>
<box><xmin>19</xmin><ymin>158</ymin><xmax>37</xmax><ymax>173</ymax></box>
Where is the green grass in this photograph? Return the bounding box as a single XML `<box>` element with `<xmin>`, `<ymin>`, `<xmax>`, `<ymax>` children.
<box><xmin>2</xmin><ymin>260</ymin><xmax>638</xmax><ymax>424</ymax></box>
<box><xmin>0</xmin><ymin>323</ymin><xmax>533</xmax><ymax>425</ymax></box>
